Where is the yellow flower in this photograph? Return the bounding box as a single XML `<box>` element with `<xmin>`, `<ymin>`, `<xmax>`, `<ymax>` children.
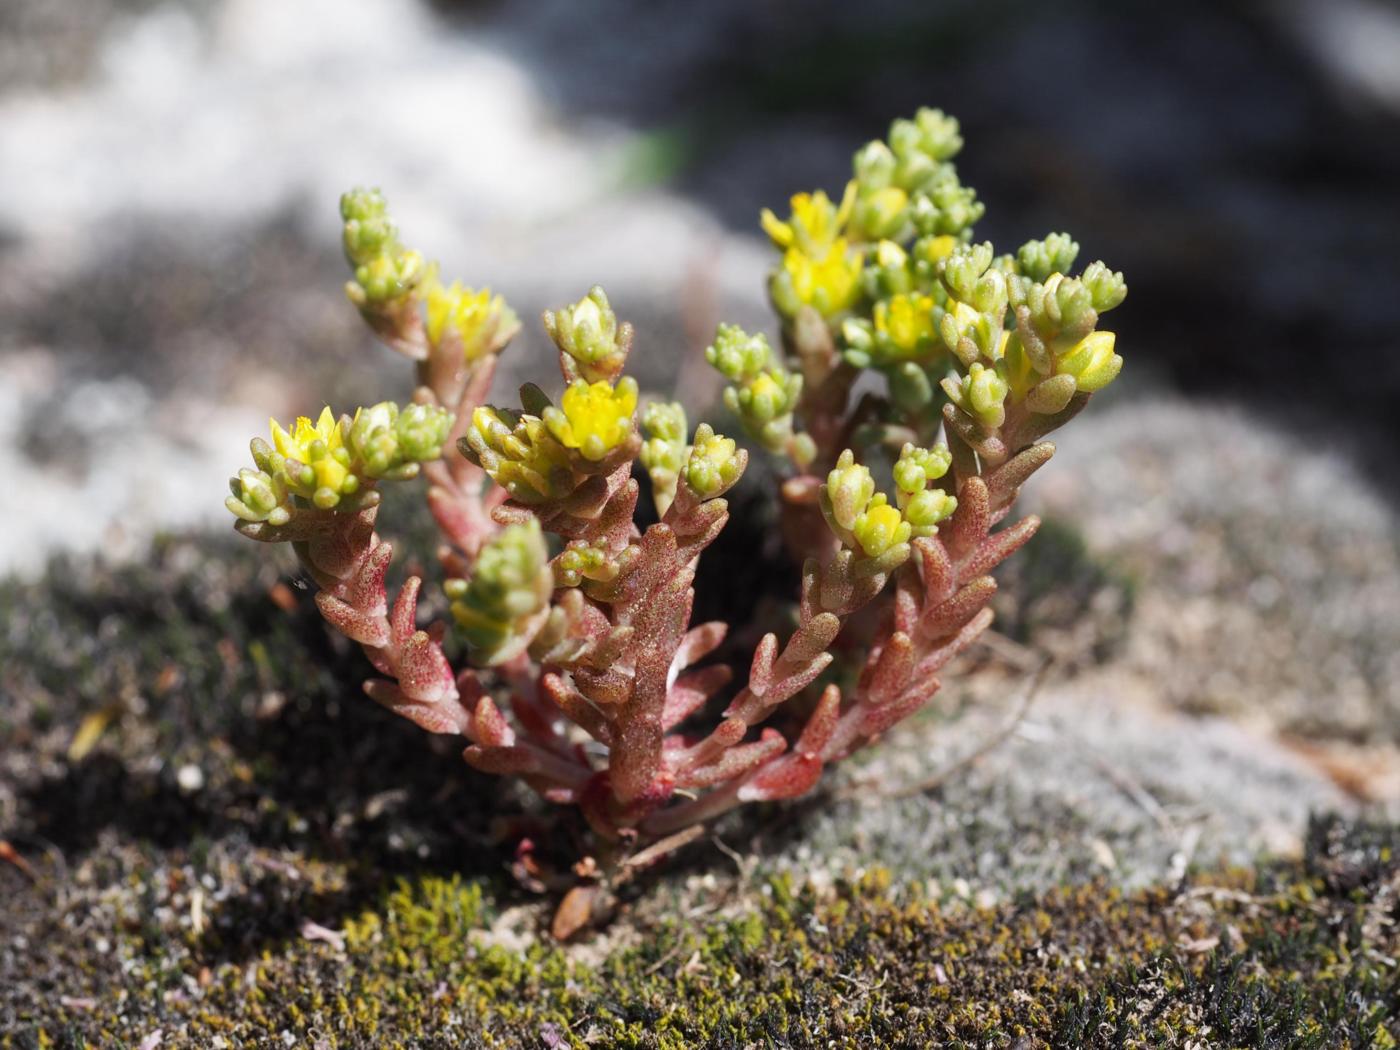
<box><xmin>546</xmin><ymin>377</ymin><xmax>639</xmax><ymax>461</ymax></box>
<box><xmin>853</xmin><ymin>496</ymin><xmax>911</xmax><ymax>558</ymax></box>
<box><xmin>759</xmin><ymin>182</ymin><xmax>856</xmax><ymax>255</ymax></box>
<box><xmin>777</xmin><ymin>239</ymin><xmax>865</xmax><ymax>318</ymax></box>
<box><xmin>1056</xmin><ymin>330</ymin><xmax>1122</xmax><ymax>393</ymax></box>
<box><xmin>424</xmin><ymin>280</ymin><xmax>518</xmax><ymax>361</ymax></box>
<box><xmin>917</xmin><ymin>235</ymin><xmax>959</xmax><ymax>265</ymax></box>
<box><xmin>270</xmin><ymin>407</ymin><xmax>353</xmax><ymax>500</ymax></box>
<box><xmin>873</xmin><ymin>293</ymin><xmax>935</xmax><ymax>357</ymax></box>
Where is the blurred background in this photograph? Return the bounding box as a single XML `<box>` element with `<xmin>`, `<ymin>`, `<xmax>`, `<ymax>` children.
<box><xmin>3</xmin><ymin>0</ymin><xmax>1400</xmax><ymax>794</ymax></box>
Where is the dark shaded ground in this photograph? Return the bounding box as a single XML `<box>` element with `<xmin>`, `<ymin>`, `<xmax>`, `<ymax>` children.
<box><xmin>6</xmin><ymin>799</ymin><xmax>1400</xmax><ymax>1047</ymax></box>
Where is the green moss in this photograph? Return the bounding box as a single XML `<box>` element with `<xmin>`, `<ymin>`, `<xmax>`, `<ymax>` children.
<box><xmin>8</xmin><ymin>817</ymin><xmax>1400</xmax><ymax>1048</ymax></box>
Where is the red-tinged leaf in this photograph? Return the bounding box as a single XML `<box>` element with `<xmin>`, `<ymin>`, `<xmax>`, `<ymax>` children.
<box><xmin>364</xmin><ymin>680</ymin><xmax>470</xmax><ymax>735</ymax></box>
<box><xmin>740</xmin><ymin>752</ymin><xmax>823</xmax><ymax>802</ymax></box>
<box><xmin>463</xmin><ymin>744</ymin><xmax>540</xmax><ymax>776</ymax></box>
<box><xmin>558</xmin><ymin>474</ymin><xmax>613</xmax><ymax>522</ymax></box>
<box><xmin>342</xmin><ymin>540</ymin><xmax>392</xmax><ymax>615</ymax></box>
<box><xmin>611</xmin><ymin>564</ymin><xmax>696</xmax><ymax>806</ymax></box>
<box><xmin>668</xmin><ymin>716</ymin><xmax>748</xmax><ymax>774</ymax></box>
<box><xmin>786</xmin><ymin>612</ymin><xmax>842</xmax><ymax>664</ymax></box>
<box><xmin>677</xmin><ymin>733</ymin><xmax>787</xmax><ymax>790</ymax></box>
<box><xmin>389</xmin><ymin>576</ymin><xmax>421</xmax><ymax>648</ymax></box>
<box><xmin>957</xmin><ymin>515</ymin><xmax>1041</xmax><ymax>579</ymax></box>
<box><xmin>917</xmin><ymin>576</ymin><xmax>997</xmax><ymax>643</ymax></box>
<box><xmin>799</xmin><ymin>557</ymin><xmax>820</xmax><ymax>622</ymax></box>
<box><xmin>862</xmin><ymin>632</ymin><xmax>913</xmax><ymax>707</ymax></box>
<box><xmin>894</xmin><ymin>572</ymin><xmax>920</xmax><ymax>635</ymax></box>
<box><xmin>573</xmin><ymin>665</ymin><xmax>634</xmax><ymax>706</ymax></box>
<box><xmin>674</xmin><ymin>502</ymin><xmax>729</xmax><ymax>563</ymax></box>
<box><xmin>315</xmin><ymin>592</ymin><xmax>389</xmax><ymax>648</ymax></box>
<box><xmin>592</xmin><ymin>478</ymin><xmax>640</xmax><ymax>549</ymax></box>
<box><xmin>470</xmin><ymin>694</ymin><xmax>515</xmax><ymax>747</ymax></box>
<box><xmin>943</xmin><ymin>476</ymin><xmax>990</xmax><ymax>562</ymax></box>
<box><xmin>590</xmin><ymin>626</ymin><xmax>633</xmax><ymax>667</ymax></box>
<box><xmin>859</xmin><ymin>676</ymin><xmax>940</xmax><ymax>739</ymax></box>
<box><xmin>541</xmin><ymin>672</ymin><xmax>612</xmax><ymax>744</ymax></box>
<box><xmin>983</xmin><ymin>442</ymin><xmax>1055</xmax><ymax>511</ymax></box>
<box><xmin>304</xmin><ymin>509</ymin><xmax>378</xmax><ymax>581</ymax></box>
<box><xmin>913</xmin><ymin>535</ymin><xmax>956</xmax><ymax>606</ymax></box>
<box><xmin>794</xmin><ymin>685</ymin><xmax>842</xmax><ymax>756</ymax></box>
<box><xmin>914</xmin><ymin>607</ymin><xmax>995</xmax><ymax>678</ymax></box>
<box><xmin>672</xmin><ymin>622</ymin><xmax>728</xmax><ymax>672</ymax></box>
<box><xmin>663</xmin><ymin>665</ymin><xmax>732</xmax><ymax>729</ymax></box>
<box><xmin>508</xmin><ymin>683</ymin><xmax>562</xmax><ymax>745</ymax></box>
<box><xmin>766</xmin><ymin>651</ymin><xmax>833</xmax><ymax>707</ymax></box>
<box><xmin>396</xmin><ymin>630</ymin><xmax>453</xmax><ymax>704</ymax></box>
<box><xmin>745</xmin><ymin>633</ymin><xmax>779</xmax><ymax>700</ymax></box>
<box><xmin>427</xmin><ymin>484</ymin><xmax>474</xmax><ymax>549</ymax></box>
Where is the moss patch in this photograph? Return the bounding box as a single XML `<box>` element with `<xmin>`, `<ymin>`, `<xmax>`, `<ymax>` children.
<box><xmin>3</xmin><ymin>817</ymin><xmax>1398</xmax><ymax>1048</ymax></box>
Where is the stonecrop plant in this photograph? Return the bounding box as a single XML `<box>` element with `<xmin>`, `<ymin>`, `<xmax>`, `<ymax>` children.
<box><xmin>226</xmin><ymin>108</ymin><xmax>1125</xmax><ymax>927</ymax></box>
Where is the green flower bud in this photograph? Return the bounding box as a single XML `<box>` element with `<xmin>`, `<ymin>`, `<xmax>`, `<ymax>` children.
<box><xmin>908</xmin><ymin>177</ymin><xmax>984</xmax><ymax>239</ymax></box>
<box><xmin>542</xmin><ymin>285</ymin><xmax>630</xmax><ymax>382</ymax></box>
<box><xmin>967</xmin><ymin>363</ymin><xmax>1009</xmax><ymax>426</ymax></box>
<box><xmin>853</xmin><ymin>140</ymin><xmax>897</xmax><ymax>191</ymax></box>
<box><xmin>339</xmin><ymin>188</ymin><xmax>424</xmax><ymax>307</ymax></box>
<box><xmin>352</xmin><ymin>250</ymin><xmax>424</xmax><ymax>305</ymax></box>
<box><xmin>344</xmin><ymin>401</ymin><xmax>453</xmax><ymax>479</ymax></box>
<box><xmin>448</xmin><ymin>519</ymin><xmax>553</xmax><ymax>666</ymax></box>
<box><xmin>340</xmin><ymin>188</ymin><xmax>393</xmax><ymax>266</ymax></box>
<box><xmin>940</xmin><ymin>242</ymin><xmax>995</xmax><ymax>304</ymax></box>
<box><xmin>942</xmin><ymin>362</ymin><xmax>1008</xmax><ymax>429</ymax></box>
<box><xmin>395</xmin><ymin>402</ymin><xmax>454</xmax><ymax>462</ymax></box>
<box><xmin>340</xmin><ymin>187</ymin><xmax>388</xmax><ymax>224</ymax></box>
<box><xmin>554</xmin><ymin>540</ymin><xmax>621</xmax><ymax>588</ymax></box>
<box><xmin>226</xmin><ymin>467</ymin><xmax>290</xmax><ymax>526</ymax></box>
<box><xmin>705</xmin><ymin>324</ymin><xmax>773</xmax><ymax>383</ymax></box>
<box><xmin>683</xmin><ymin>424</ymin><xmax>743</xmax><ymax>499</ymax></box>
<box><xmin>892</xmin><ymin>442</ymin><xmax>952</xmax><ymax>495</ymax></box>
<box><xmin>1081</xmin><ymin>260</ymin><xmax>1128</xmax><ymax>313</ymax></box>
<box><xmin>901</xmin><ymin>488</ymin><xmax>957</xmax><ymax>537</ymax></box>
<box><xmin>731</xmin><ymin>369</ymin><xmax>799</xmax><ymax>424</ymax></box>
<box><xmin>909</xmin><ymin>107</ymin><xmax>964</xmax><ymax>163</ymax></box>
<box><xmin>348</xmin><ymin>401</ymin><xmax>401</xmax><ymax>477</ymax></box>
<box><xmin>823</xmin><ymin>450</ymin><xmax>875</xmax><ymax>533</ymax></box>
<box><xmin>1016</xmin><ymin>233</ymin><xmax>1080</xmax><ymax>283</ymax></box>
<box><xmin>841</xmin><ymin>318</ymin><xmax>876</xmax><ymax>368</ymax></box>
<box><xmin>640</xmin><ymin>400</ymin><xmax>688</xmax><ymax>516</ymax></box>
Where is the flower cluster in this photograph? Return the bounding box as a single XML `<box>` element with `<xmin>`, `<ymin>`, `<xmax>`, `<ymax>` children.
<box><xmin>226</xmin><ymin>402</ymin><xmax>452</xmax><ymax>521</ymax></box>
<box><xmin>225</xmin><ymin>110</ymin><xmax>1126</xmax><ymax>935</ymax></box>
<box><xmin>705</xmin><ymin>324</ymin><xmax>814</xmax><ymax>468</ymax></box>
